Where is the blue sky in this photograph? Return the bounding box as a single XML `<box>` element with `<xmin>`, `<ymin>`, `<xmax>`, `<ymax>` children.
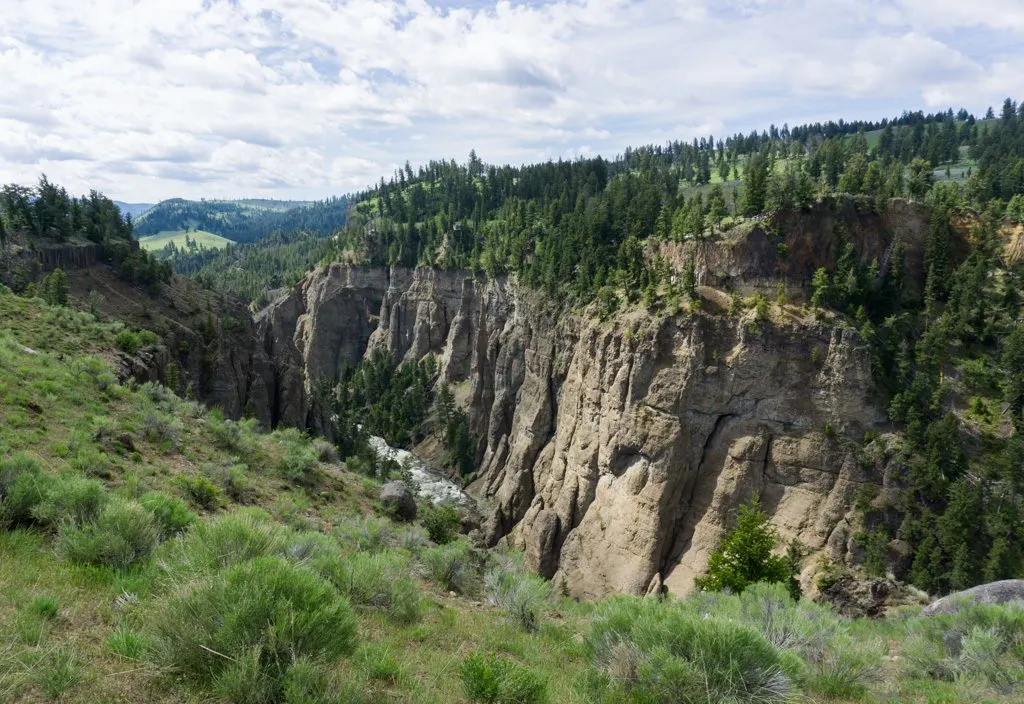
<box><xmin>0</xmin><ymin>0</ymin><xmax>1021</xmax><ymax>202</ymax></box>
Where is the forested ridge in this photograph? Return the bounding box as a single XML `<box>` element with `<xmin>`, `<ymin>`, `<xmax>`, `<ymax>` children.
<box><xmin>323</xmin><ymin>100</ymin><xmax>1023</xmax><ymax>298</ymax></box>
<box><xmin>0</xmin><ymin>176</ymin><xmax>171</xmax><ymax>290</ymax></box>
<box><xmin>136</xmin><ymin>196</ymin><xmax>350</xmax><ymax>244</ymax></box>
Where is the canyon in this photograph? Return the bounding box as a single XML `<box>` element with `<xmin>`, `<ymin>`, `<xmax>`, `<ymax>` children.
<box><xmin>253</xmin><ymin>197</ymin><xmax>939</xmax><ymax>598</ymax></box>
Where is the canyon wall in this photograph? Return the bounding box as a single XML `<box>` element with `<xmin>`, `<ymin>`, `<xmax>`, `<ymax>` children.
<box><xmin>257</xmin><ymin>197</ymin><xmax>932</xmax><ymax>598</ymax></box>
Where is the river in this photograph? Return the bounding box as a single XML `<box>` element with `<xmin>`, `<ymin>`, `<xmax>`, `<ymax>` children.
<box><xmin>367</xmin><ymin>435</ymin><xmax>472</xmax><ymax>507</ymax></box>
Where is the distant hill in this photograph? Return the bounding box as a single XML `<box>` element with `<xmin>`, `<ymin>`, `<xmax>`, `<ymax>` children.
<box><xmin>113</xmin><ymin>201</ymin><xmax>156</xmax><ymax>218</ymax></box>
<box><xmin>133</xmin><ymin>197</ymin><xmax>349</xmax><ymax>244</ymax></box>
<box><xmin>138</xmin><ymin>229</ymin><xmax>234</xmax><ymax>253</ymax></box>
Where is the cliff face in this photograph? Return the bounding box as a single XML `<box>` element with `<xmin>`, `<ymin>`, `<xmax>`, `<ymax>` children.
<box><xmin>60</xmin><ymin>265</ymin><xmax>275</xmax><ymax>425</ymax></box>
<box><xmin>258</xmin><ymin>198</ymin><xmax>929</xmax><ymax>598</ymax></box>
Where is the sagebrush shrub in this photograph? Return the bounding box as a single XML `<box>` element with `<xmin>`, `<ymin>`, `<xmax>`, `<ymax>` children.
<box><xmin>32</xmin><ymin>474</ymin><xmax>108</xmax><ymax>528</ymax></box>
<box><xmin>139</xmin><ymin>381</ymin><xmax>173</xmax><ymax>405</ymax></box>
<box><xmin>59</xmin><ymin>499</ymin><xmax>159</xmax><ymax>569</ymax></box>
<box><xmin>150</xmin><ymin>556</ymin><xmax>357</xmax><ymax>701</ymax></box>
<box><xmin>138</xmin><ymin>491</ymin><xmax>196</xmax><ymax>539</ymax></box>
<box><xmin>160</xmin><ymin>511</ymin><xmax>287</xmax><ymax>574</ymax></box>
<box><xmin>394</xmin><ymin>524</ymin><xmax>429</xmax><ymax>553</ymax></box>
<box><xmin>901</xmin><ymin>602</ymin><xmax>1024</xmax><ymax>692</ymax></box>
<box><xmin>460</xmin><ymin>652</ymin><xmax>547</xmax><ymax>704</ymax></box>
<box><xmin>334</xmin><ymin>515</ymin><xmax>392</xmax><ymax>553</ymax></box>
<box><xmin>1</xmin><ymin>467</ymin><xmax>57</xmax><ymax>527</ymax></box>
<box><xmin>422</xmin><ymin>540</ymin><xmax>480</xmax><ymax>595</ymax></box>
<box><xmin>174</xmin><ymin>474</ymin><xmax>221</xmax><ymax>510</ymax></box>
<box><xmin>222</xmin><ymin>463</ymin><xmax>254</xmax><ymax>502</ymax></box>
<box><xmin>484</xmin><ymin>554</ymin><xmax>550</xmax><ymax>631</ymax></box>
<box><xmin>272</xmin><ymin>427</ymin><xmax>320</xmax><ymax>485</ymax></box>
<box><xmin>143</xmin><ymin>411</ymin><xmax>183</xmax><ymax>448</ymax></box>
<box><xmin>317</xmin><ymin>551</ymin><xmax>421</xmax><ymax>624</ymax></box>
<box><xmin>585</xmin><ymin>596</ymin><xmax>790</xmax><ymax>704</ymax></box>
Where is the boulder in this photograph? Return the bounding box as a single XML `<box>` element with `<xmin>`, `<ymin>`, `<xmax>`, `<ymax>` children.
<box><xmin>819</xmin><ymin>574</ymin><xmax>928</xmax><ymax>618</ymax></box>
<box><xmin>922</xmin><ymin>580</ymin><xmax>1024</xmax><ymax>616</ymax></box>
<box><xmin>380</xmin><ymin>481</ymin><xmax>417</xmax><ymax>521</ymax></box>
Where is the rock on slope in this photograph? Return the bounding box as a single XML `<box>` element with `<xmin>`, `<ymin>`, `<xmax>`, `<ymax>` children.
<box><xmin>258</xmin><ymin>198</ymin><xmax>938</xmax><ymax>598</ymax></box>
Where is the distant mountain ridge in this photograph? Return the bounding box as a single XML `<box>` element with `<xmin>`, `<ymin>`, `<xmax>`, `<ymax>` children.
<box><xmin>132</xmin><ymin>196</ymin><xmax>349</xmax><ymax>244</ymax></box>
<box><xmin>113</xmin><ymin>201</ymin><xmax>156</xmax><ymax>218</ymax></box>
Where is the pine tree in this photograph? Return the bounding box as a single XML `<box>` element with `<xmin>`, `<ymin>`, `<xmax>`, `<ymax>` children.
<box><xmin>695</xmin><ymin>496</ymin><xmax>799</xmax><ymax>597</ymax></box>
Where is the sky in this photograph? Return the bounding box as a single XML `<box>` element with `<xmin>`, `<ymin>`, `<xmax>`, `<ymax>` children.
<box><xmin>1</xmin><ymin>0</ymin><xmax>1022</xmax><ymax>203</ymax></box>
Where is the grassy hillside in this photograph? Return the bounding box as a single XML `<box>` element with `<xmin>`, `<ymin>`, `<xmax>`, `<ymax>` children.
<box><xmin>1</xmin><ymin>285</ymin><xmax>1023</xmax><ymax>703</ymax></box>
<box><xmin>137</xmin><ymin>229</ymin><xmax>234</xmax><ymax>252</ymax></box>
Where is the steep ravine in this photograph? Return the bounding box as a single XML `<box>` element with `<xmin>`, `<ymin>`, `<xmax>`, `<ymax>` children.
<box><xmin>256</xmin><ymin>199</ymin><xmax>934</xmax><ymax>598</ymax></box>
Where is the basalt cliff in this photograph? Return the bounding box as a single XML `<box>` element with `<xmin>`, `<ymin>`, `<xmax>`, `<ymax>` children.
<box><xmin>255</xmin><ymin>197</ymin><xmax>944</xmax><ymax>598</ymax></box>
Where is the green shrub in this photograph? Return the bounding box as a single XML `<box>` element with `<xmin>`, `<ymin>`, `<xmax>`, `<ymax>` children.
<box><xmin>32</xmin><ymin>474</ymin><xmax>108</xmax><ymax>528</ymax></box>
<box><xmin>802</xmin><ymin>636</ymin><xmax>881</xmax><ymax>699</ymax></box>
<box><xmin>484</xmin><ymin>554</ymin><xmax>551</xmax><ymax>631</ymax></box>
<box><xmin>356</xmin><ymin>644</ymin><xmax>405</xmax><ymax>684</ymax></box>
<box><xmin>0</xmin><ymin>453</ymin><xmax>42</xmax><ymax>496</ymax></box>
<box><xmin>138</xmin><ymin>491</ymin><xmax>196</xmax><ymax>539</ymax></box>
<box><xmin>421</xmin><ymin>502</ymin><xmax>462</xmax><ymax>545</ymax></box>
<box><xmin>3</xmin><ymin>475</ymin><xmax>55</xmax><ymax>527</ymax></box>
<box><xmin>317</xmin><ymin>551</ymin><xmax>421</xmax><ymax>624</ymax></box>
<box><xmin>174</xmin><ymin>474</ymin><xmax>222</xmax><ymax>510</ymax></box>
<box><xmin>422</xmin><ymin>540</ymin><xmax>480</xmax><ymax>595</ymax></box>
<box><xmin>59</xmin><ymin>499</ymin><xmax>159</xmax><ymax>569</ymax></box>
<box><xmin>282</xmin><ymin>657</ymin><xmax>365</xmax><ymax>704</ymax></box>
<box><xmin>460</xmin><ymin>652</ymin><xmax>547</xmax><ymax>704</ymax></box>
<box><xmin>150</xmin><ymin>556</ymin><xmax>357</xmax><ymax>701</ymax></box>
<box><xmin>115</xmin><ymin>330</ymin><xmax>141</xmax><ymax>355</ymax></box>
<box><xmin>584</xmin><ymin>597</ymin><xmax>790</xmax><ymax>704</ymax></box>
<box><xmin>160</xmin><ymin>511</ymin><xmax>287</xmax><ymax>574</ymax></box>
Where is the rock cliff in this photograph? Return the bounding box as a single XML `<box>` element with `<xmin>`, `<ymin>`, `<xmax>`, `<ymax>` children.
<box><xmin>257</xmin><ymin>198</ymin><xmax>933</xmax><ymax>598</ymax></box>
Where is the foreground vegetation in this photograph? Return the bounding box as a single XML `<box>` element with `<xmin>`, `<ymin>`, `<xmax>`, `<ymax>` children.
<box><xmin>2</xmin><ymin>269</ymin><xmax>1024</xmax><ymax>704</ymax></box>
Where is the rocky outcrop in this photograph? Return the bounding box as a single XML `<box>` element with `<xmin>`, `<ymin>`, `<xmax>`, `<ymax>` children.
<box><xmin>660</xmin><ymin>196</ymin><xmax>941</xmax><ymax>300</ymax></box>
<box><xmin>257</xmin><ymin>198</ymin><xmax>933</xmax><ymax>599</ymax></box>
<box><xmin>819</xmin><ymin>574</ymin><xmax>929</xmax><ymax>618</ymax></box>
<box><xmin>922</xmin><ymin>580</ymin><xmax>1024</xmax><ymax>616</ymax></box>
<box><xmin>58</xmin><ymin>264</ymin><xmax>275</xmax><ymax>425</ymax></box>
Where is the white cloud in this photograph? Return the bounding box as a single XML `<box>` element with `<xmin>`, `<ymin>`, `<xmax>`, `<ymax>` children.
<box><xmin>0</xmin><ymin>0</ymin><xmax>1019</xmax><ymax>201</ymax></box>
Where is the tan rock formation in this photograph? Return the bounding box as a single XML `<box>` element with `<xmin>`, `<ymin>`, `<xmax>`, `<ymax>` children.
<box><xmin>257</xmin><ymin>197</ymin><xmax>932</xmax><ymax>598</ymax></box>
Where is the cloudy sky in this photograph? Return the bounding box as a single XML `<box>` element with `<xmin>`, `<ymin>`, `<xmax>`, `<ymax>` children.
<box><xmin>1</xmin><ymin>0</ymin><xmax>1022</xmax><ymax>203</ymax></box>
